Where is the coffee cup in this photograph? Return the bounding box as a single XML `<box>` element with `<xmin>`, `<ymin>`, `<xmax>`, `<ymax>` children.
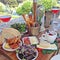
<box><xmin>41</xmin><ymin>31</ymin><xmax>57</xmax><ymax>43</ymax></box>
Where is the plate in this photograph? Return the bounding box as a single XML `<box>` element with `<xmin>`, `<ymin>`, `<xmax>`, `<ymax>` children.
<box><xmin>37</xmin><ymin>40</ymin><xmax>57</xmax><ymax>50</ymax></box>
<box><xmin>22</xmin><ymin>36</ymin><xmax>39</xmax><ymax>45</ymax></box>
<box><xmin>51</xmin><ymin>54</ymin><xmax>60</xmax><ymax>60</ymax></box>
<box><xmin>16</xmin><ymin>49</ymin><xmax>38</xmax><ymax>60</ymax></box>
<box><xmin>2</xmin><ymin>42</ymin><xmax>21</xmax><ymax>51</ymax></box>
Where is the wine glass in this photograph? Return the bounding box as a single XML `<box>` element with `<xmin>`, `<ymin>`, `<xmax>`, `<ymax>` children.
<box><xmin>0</xmin><ymin>15</ymin><xmax>11</xmax><ymax>27</ymax></box>
<box><xmin>0</xmin><ymin>15</ymin><xmax>11</xmax><ymax>22</ymax></box>
<box><xmin>51</xmin><ymin>7</ymin><xmax>59</xmax><ymax>20</ymax></box>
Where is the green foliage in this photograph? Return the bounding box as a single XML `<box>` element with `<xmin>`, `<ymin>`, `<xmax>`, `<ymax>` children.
<box><xmin>37</xmin><ymin>0</ymin><xmax>42</xmax><ymax>5</ymax></box>
<box><xmin>0</xmin><ymin>2</ymin><xmax>6</xmax><ymax>12</ymax></box>
<box><xmin>11</xmin><ymin>23</ymin><xmax>26</xmax><ymax>33</ymax></box>
<box><xmin>16</xmin><ymin>1</ymin><xmax>32</xmax><ymax>15</ymax></box>
<box><xmin>38</xmin><ymin>0</ymin><xmax>57</xmax><ymax>11</ymax></box>
<box><xmin>42</xmin><ymin>49</ymin><xmax>54</xmax><ymax>54</ymax></box>
<box><xmin>5</xmin><ymin>0</ymin><xmax>18</xmax><ymax>7</ymax></box>
<box><xmin>41</xmin><ymin>0</ymin><xmax>53</xmax><ymax>11</ymax></box>
<box><xmin>54</xmin><ymin>0</ymin><xmax>60</xmax><ymax>7</ymax></box>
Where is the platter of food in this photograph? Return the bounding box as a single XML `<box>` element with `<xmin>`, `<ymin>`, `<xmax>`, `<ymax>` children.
<box><xmin>2</xmin><ymin>28</ymin><xmax>22</xmax><ymax>51</ymax></box>
<box><xmin>2</xmin><ymin>42</ymin><xmax>20</xmax><ymax>51</ymax></box>
<box><xmin>2</xmin><ymin>36</ymin><xmax>22</xmax><ymax>51</ymax></box>
<box><xmin>22</xmin><ymin>36</ymin><xmax>39</xmax><ymax>45</ymax></box>
<box><xmin>16</xmin><ymin>45</ymin><xmax>38</xmax><ymax>60</ymax></box>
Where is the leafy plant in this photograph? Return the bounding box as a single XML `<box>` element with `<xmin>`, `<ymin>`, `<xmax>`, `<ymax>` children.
<box><xmin>41</xmin><ymin>0</ymin><xmax>56</xmax><ymax>11</ymax></box>
<box><xmin>42</xmin><ymin>0</ymin><xmax>52</xmax><ymax>11</ymax></box>
<box><xmin>0</xmin><ymin>2</ymin><xmax>6</xmax><ymax>12</ymax></box>
<box><xmin>16</xmin><ymin>1</ymin><xmax>32</xmax><ymax>15</ymax></box>
<box><xmin>11</xmin><ymin>23</ymin><xmax>26</xmax><ymax>33</ymax></box>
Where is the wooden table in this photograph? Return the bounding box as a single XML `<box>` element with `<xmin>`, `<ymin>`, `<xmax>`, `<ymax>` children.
<box><xmin>0</xmin><ymin>46</ymin><xmax>57</xmax><ymax>60</ymax></box>
<box><xmin>0</xmin><ymin>32</ymin><xmax>59</xmax><ymax>60</ymax></box>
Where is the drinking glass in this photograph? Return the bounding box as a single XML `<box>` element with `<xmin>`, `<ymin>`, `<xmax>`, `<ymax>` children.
<box><xmin>51</xmin><ymin>7</ymin><xmax>59</xmax><ymax>20</ymax></box>
<box><xmin>0</xmin><ymin>15</ymin><xmax>11</xmax><ymax>26</ymax></box>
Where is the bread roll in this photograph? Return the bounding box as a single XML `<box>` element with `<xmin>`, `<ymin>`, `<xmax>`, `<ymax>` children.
<box><xmin>2</xmin><ymin>28</ymin><xmax>21</xmax><ymax>39</ymax></box>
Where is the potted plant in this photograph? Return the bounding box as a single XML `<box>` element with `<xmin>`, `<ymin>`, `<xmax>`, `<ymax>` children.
<box><xmin>0</xmin><ymin>2</ymin><xmax>6</xmax><ymax>12</ymax></box>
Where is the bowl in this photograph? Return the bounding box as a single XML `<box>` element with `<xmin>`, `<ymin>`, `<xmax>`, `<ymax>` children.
<box><xmin>0</xmin><ymin>15</ymin><xmax>11</xmax><ymax>22</ymax></box>
<box><xmin>16</xmin><ymin>49</ymin><xmax>38</xmax><ymax>60</ymax></box>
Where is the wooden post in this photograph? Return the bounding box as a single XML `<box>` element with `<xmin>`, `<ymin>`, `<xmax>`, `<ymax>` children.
<box><xmin>33</xmin><ymin>0</ymin><xmax>37</xmax><ymax>22</ymax></box>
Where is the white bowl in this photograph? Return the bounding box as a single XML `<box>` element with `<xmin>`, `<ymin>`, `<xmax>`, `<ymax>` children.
<box><xmin>16</xmin><ymin>49</ymin><xmax>38</xmax><ymax>60</ymax></box>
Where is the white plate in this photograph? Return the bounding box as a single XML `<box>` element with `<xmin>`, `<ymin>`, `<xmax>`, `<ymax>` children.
<box><xmin>51</xmin><ymin>54</ymin><xmax>60</xmax><ymax>60</ymax></box>
<box><xmin>2</xmin><ymin>42</ymin><xmax>21</xmax><ymax>51</ymax></box>
<box><xmin>16</xmin><ymin>49</ymin><xmax>38</xmax><ymax>60</ymax></box>
<box><xmin>37</xmin><ymin>40</ymin><xmax>57</xmax><ymax>50</ymax></box>
<box><xmin>22</xmin><ymin>36</ymin><xmax>39</xmax><ymax>45</ymax></box>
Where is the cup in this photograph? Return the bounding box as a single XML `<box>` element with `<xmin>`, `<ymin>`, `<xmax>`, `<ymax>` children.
<box><xmin>30</xmin><ymin>26</ymin><xmax>40</xmax><ymax>36</ymax></box>
<box><xmin>41</xmin><ymin>31</ymin><xmax>57</xmax><ymax>43</ymax></box>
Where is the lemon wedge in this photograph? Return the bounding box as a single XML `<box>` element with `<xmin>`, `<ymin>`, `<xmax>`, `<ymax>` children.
<box><xmin>5</xmin><ymin>43</ymin><xmax>10</xmax><ymax>49</ymax></box>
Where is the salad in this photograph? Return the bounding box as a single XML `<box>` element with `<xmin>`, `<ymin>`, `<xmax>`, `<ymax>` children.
<box><xmin>11</xmin><ymin>23</ymin><xmax>26</xmax><ymax>33</ymax></box>
<box><xmin>16</xmin><ymin>45</ymin><xmax>38</xmax><ymax>60</ymax></box>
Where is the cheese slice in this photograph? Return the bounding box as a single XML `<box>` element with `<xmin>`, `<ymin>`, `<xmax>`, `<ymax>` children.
<box><xmin>29</xmin><ymin>36</ymin><xmax>38</xmax><ymax>45</ymax></box>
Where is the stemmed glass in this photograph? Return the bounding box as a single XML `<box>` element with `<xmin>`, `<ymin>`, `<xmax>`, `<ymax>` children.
<box><xmin>50</xmin><ymin>7</ymin><xmax>59</xmax><ymax>32</ymax></box>
<box><xmin>0</xmin><ymin>15</ymin><xmax>11</xmax><ymax>27</ymax></box>
<box><xmin>51</xmin><ymin>7</ymin><xmax>59</xmax><ymax>20</ymax></box>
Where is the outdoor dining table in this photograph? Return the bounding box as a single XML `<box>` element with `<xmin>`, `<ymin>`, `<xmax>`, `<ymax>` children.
<box><xmin>0</xmin><ymin>32</ymin><xmax>59</xmax><ymax>60</ymax></box>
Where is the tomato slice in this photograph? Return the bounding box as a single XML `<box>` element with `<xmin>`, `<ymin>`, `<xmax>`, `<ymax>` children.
<box><xmin>23</xmin><ymin>37</ymin><xmax>31</xmax><ymax>45</ymax></box>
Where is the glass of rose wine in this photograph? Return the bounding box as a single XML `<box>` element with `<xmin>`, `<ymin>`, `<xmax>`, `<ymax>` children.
<box><xmin>0</xmin><ymin>15</ymin><xmax>11</xmax><ymax>22</ymax></box>
<box><xmin>51</xmin><ymin>7</ymin><xmax>59</xmax><ymax>20</ymax></box>
<box><xmin>0</xmin><ymin>15</ymin><xmax>11</xmax><ymax>27</ymax></box>
<box><xmin>50</xmin><ymin>7</ymin><xmax>59</xmax><ymax>32</ymax></box>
